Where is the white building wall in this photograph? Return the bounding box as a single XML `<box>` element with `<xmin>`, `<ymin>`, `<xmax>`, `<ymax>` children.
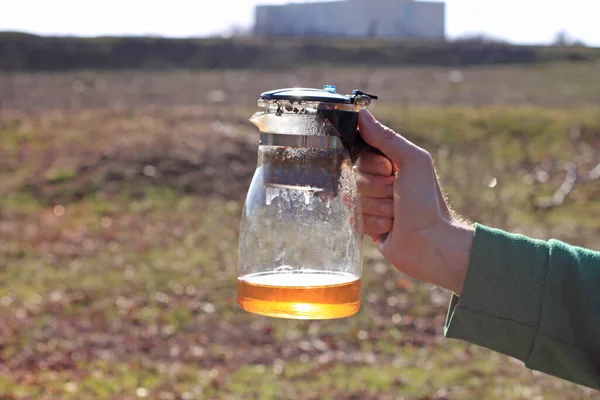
<box><xmin>254</xmin><ymin>0</ymin><xmax>445</xmax><ymax>40</ymax></box>
<box><xmin>410</xmin><ymin>1</ymin><xmax>445</xmax><ymax>39</ymax></box>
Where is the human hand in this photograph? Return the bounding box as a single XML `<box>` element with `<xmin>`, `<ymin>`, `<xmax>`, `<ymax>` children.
<box><xmin>356</xmin><ymin>109</ymin><xmax>474</xmax><ymax>295</ymax></box>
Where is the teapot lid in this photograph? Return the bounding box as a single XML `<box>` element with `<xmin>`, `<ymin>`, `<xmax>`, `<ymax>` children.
<box><xmin>260</xmin><ymin>85</ymin><xmax>378</xmax><ymax>105</ymax></box>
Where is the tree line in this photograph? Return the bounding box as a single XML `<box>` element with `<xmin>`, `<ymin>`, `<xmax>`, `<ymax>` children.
<box><xmin>1</xmin><ymin>32</ymin><xmax>597</xmax><ymax>71</ymax></box>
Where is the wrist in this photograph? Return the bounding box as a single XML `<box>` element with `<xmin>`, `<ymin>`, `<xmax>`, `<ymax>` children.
<box><xmin>432</xmin><ymin>221</ymin><xmax>475</xmax><ymax>295</ymax></box>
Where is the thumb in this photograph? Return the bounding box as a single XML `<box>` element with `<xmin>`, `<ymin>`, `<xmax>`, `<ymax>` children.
<box><xmin>358</xmin><ymin>109</ymin><xmax>417</xmax><ymax>167</ymax></box>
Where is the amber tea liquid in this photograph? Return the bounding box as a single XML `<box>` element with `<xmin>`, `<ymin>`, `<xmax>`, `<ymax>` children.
<box><xmin>237</xmin><ymin>271</ymin><xmax>361</xmax><ymax>319</ymax></box>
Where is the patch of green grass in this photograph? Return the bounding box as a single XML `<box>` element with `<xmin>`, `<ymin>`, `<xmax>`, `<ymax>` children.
<box><xmin>377</xmin><ymin>105</ymin><xmax>600</xmax><ymax>146</ymax></box>
<box><xmin>1</xmin><ymin>188</ymin><xmax>43</xmax><ymax>212</ymax></box>
<box><xmin>76</xmin><ymin>361</ymin><xmax>163</xmax><ymax>399</ymax></box>
<box><xmin>45</xmin><ymin>166</ymin><xmax>77</xmax><ymax>184</ymax></box>
<box><xmin>0</xmin><ymin>124</ymin><xmax>34</xmax><ymax>154</ymax></box>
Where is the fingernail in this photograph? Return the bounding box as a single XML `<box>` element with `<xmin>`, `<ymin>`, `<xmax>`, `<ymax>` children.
<box><xmin>380</xmin><ymin>203</ymin><xmax>393</xmax><ymax>215</ymax></box>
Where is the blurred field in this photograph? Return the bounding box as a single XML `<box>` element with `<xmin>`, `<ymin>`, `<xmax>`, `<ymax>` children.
<box><xmin>1</xmin><ymin>62</ymin><xmax>600</xmax><ymax>399</ymax></box>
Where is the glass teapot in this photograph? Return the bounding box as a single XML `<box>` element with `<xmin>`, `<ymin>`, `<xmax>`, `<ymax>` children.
<box><xmin>237</xmin><ymin>85</ymin><xmax>382</xmax><ymax>320</ymax></box>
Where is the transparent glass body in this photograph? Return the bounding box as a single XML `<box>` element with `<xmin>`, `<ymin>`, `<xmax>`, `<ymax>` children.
<box><xmin>237</xmin><ymin>145</ymin><xmax>364</xmax><ymax>319</ymax></box>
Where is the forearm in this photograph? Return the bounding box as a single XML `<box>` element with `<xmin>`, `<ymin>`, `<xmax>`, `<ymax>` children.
<box><xmin>444</xmin><ymin>224</ymin><xmax>600</xmax><ymax>390</ymax></box>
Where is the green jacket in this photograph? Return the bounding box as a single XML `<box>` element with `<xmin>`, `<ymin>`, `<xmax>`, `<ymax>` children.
<box><xmin>444</xmin><ymin>224</ymin><xmax>600</xmax><ymax>390</ymax></box>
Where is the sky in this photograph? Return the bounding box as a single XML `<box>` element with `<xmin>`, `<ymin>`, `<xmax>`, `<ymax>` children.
<box><xmin>1</xmin><ymin>0</ymin><xmax>599</xmax><ymax>46</ymax></box>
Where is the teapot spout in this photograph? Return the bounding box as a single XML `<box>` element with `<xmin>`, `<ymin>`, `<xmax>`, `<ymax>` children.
<box><xmin>249</xmin><ymin>112</ymin><xmax>267</xmax><ymax>131</ymax></box>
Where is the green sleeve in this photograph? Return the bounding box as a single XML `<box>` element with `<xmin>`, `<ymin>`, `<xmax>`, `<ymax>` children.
<box><xmin>444</xmin><ymin>223</ymin><xmax>600</xmax><ymax>390</ymax></box>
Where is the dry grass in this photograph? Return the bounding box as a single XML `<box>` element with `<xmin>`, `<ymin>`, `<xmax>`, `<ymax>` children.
<box><xmin>1</xmin><ymin>62</ymin><xmax>600</xmax><ymax>111</ymax></box>
<box><xmin>0</xmin><ymin>63</ymin><xmax>599</xmax><ymax>399</ymax></box>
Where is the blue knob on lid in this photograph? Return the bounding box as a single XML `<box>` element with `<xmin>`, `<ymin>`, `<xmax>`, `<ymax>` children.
<box><xmin>323</xmin><ymin>85</ymin><xmax>337</xmax><ymax>94</ymax></box>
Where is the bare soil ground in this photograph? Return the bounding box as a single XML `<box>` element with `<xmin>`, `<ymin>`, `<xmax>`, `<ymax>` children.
<box><xmin>1</xmin><ymin>64</ymin><xmax>599</xmax><ymax>399</ymax></box>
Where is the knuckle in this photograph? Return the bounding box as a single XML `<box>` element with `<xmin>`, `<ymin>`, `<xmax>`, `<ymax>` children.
<box><xmin>359</xmin><ymin>199</ymin><xmax>370</xmax><ymax>214</ymax></box>
<box><xmin>363</xmin><ymin>216</ymin><xmax>377</xmax><ymax>230</ymax></box>
<box><xmin>380</xmin><ymin>199</ymin><xmax>394</xmax><ymax>217</ymax></box>
<box><xmin>379</xmin><ymin>218</ymin><xmax>393</xmax><ymax>231</ymax></box>
<box><xmin>381</xmin><ymin>124</ymin><xmax>397</xmax><ymax>137</ymax></box>
<box><xmin>357</xmin><ymin>152</ymin><xmax>391</xmax><ymax>176</ymax></box>
<box><xmin>357</xmin><ymin>173</ymin><xmax>395</xmax><ymax>198</ymax></box>
<box><xmin>360</xmin><ymin>197</ymin><xmax>377</xmax><ymax>214</ymax></box>
<box><xmin>355</xmin><ymin>173</ymin><xmax>366</xmax><ymax>187</ymax></box>
<box><xmin>359</xmin><ymin>195</ymin><xmax>370</xmax><ymax>206</ymax></box>
<box><xmin>356</xmin><ymin>174</ymin><xmax>374</xmax><ymax>190</ymax></box>
<box><xmin>415</xmin><ymin>148</ymin><xmax>433</xmax><ymax>163</ymax></box>
<box><xmin>363</xmin><ymin>215</ymin><xmax>392</xmax><ymax>234</ymax></box>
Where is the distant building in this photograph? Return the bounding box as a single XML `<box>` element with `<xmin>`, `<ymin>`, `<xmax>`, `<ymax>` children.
<box><xmin>254</xmin><ymin>0</ymin><xmax>445</xmax><ymax>41</ymax></box>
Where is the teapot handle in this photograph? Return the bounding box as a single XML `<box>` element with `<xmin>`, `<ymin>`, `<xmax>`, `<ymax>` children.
<box><xmin>350</xmin><ymin>131</ymin><xmax>388</xmax><ymax>163</ymax></box>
